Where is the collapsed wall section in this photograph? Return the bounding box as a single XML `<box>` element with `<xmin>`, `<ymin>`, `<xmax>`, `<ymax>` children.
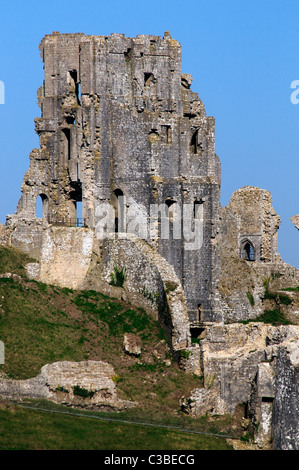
<box><xmin>217</xmin><ymin>186</ymin><xmax>299</xmax><ymax>323</ymax></box>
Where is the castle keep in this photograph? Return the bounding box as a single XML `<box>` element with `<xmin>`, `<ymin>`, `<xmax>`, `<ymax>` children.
<box><xmin>1</xmin><ymin>32</ymin><xmax>299</xmax><ymax>450</ymax></box>
<box><xmin>10</xmin><ymin>32</ymin><xmax>221</xmax><ymax>324</ymax></box>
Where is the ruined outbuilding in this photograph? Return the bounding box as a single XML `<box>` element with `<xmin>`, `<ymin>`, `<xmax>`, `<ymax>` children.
<box><xmin>1</xmin><ymin>32</ymin><xmax>299</xmax><ymax>450</ymax></box>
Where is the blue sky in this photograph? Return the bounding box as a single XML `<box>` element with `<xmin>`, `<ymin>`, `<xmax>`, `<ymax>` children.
<box><xmin>0</xmin><ymin>0</ymin><xmax>298</xmax><ymax>267</ymax></box>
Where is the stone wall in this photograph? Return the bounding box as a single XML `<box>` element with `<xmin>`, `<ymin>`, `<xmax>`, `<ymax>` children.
<box><xmin>0</xmin><ymin>360</ymin><xmax>135</xmax><ymax>411</ymax></box>
<box><xmin>7</xmin><ymin>31</ymin><xmax>221</xmax><ymax>323</ymax></box>
<box><xmin>272</xmin><ymin>343</ymin><xmax>299</xmax><ymax>450</ymax></box>
<box><xmin>217</xmin><ymin>186</ymin><xmax>299</xmax><ymax>323</ymax></box>
<box><xmin>182</xmin><ymin>322</ymin><xmax>299</xmax><ymax>449</ymax></box>
<box><xmin>2</xmin><ymin>221</ymin><xmax>191</xmax><ymax>354</ymax></box>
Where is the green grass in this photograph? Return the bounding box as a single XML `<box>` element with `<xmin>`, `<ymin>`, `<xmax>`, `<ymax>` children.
<box><xmin>0</xmin><ymin>402</ymin><xmax>234</xmax><ymax>450</ymax></box>
<box><xmin>0</xmin><ymin>244</ymin><xmax>245</xmax><ymax>449</ymax></box>
<box><xmin>242</xmin><ymin>309</ymin><xmax>292</xmax><ymax>326</ymax></box>
<box><xmin>0</xmin><ymin>245</ymin><xmax>35</xmax><ymax>276</ymax></box>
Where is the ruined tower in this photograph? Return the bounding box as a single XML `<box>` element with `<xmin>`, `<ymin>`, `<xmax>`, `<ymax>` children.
<box><xmin>9</xmin><ymin>32</ymin><xmax>221</xmax><ymax>324</ymax></box>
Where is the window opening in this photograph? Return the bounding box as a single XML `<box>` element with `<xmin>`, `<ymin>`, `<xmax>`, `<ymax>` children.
<box><xmin>67</xmin><ymin>70</ymin><xmax>80</xmax><ymax>104</ymax></box>
<box><xmin>70</xmin><ymin>186</ymin><xmax>83</xmax><ymax>227</ymax></box>
<box><xmin>113</xmin><ymin>189</ymin><xmax>125</xmax><ymax>233</ymax></box>
<box><xmin>144</xmin><ymin>72</ymin><xmax>155</xmax><ymax>87</ymax></box>
<box><xmin>36</xmin><ymin>194</ymin><xmax>48</xmax><ymax>220</ymax></box>
<box><xmin>190</xmin><ymin>129</ymin><xmax>198</xmax><ymax>154</ymax></box>
<box><xmin>241</xmin><ymin>240</ymin><xmax>255</xmax><ymax>261</ymax></box>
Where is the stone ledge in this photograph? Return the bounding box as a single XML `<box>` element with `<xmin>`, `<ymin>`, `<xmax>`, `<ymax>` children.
<box><xmin>0</xmin><ymin>360</ymin><xmax>137</xmax><ymax>411</ymax></box>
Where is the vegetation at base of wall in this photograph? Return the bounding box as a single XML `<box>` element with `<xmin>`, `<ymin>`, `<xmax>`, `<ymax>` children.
<box><xmin>262</xmin><ymin>276</ymin><xmax>292</xmax><ymax>305</ymax></box>
<box><xmin>239</xmin><ymin>430</ymin><xmax>254</xmax><ymax>443</ymax></box>
<box><xmin>281</xmin><ymin>286</ymin><xmax>299</xmax><ymax>292</ymax></box>
<box><xmin>242</xmin><ymin>309</ymin><xmax>292</xmax><ymax>326</ymax></box>
<box><xmin>109</xmin><ymin>266</ymin><xmax>126</xmax><ymax>287</ymax></box>
<box><xmin>0</xmin><ymin>245</ymin><xmax>204</xmax><ymax>422</ymax></box>
<box><xmin>55</xmin><ymin>386</ymin><xmax>69</xmax><ymax>393</ymax></box>
<box><xmin>73</xmin><ymin>385</ymin><xmax>95</xmax><ymax>399</ymax></box>
<box><xmin>0</xmin><ymin>245</ymin><xmax>254</xmax><ymax>449</ymax></box>
<box><xmin>180</xmin><ymin>350</ymin><xmax>191</xmax><ymax>360</ymax></box>
<box><xmin>0</xmin><ymin>245</ymin><xmax>35</xmax><ymax>276</ymax></box>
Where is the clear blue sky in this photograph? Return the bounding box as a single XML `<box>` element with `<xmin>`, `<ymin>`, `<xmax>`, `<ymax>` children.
<box><xmin>0</xmin><ymin>0</ymin><xmax>298</xmax><ymax>267</ymax></box>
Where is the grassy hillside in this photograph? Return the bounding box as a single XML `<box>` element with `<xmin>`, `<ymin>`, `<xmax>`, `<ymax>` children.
<box><xmin>0</xmin><ymin>244</ymin><xmax>245</xmax><ymax>449</ymax></box>
<box><xmin>0</xmin><ymin>399</ymin><xmax>236</xmax><ymax>450</ymax></box>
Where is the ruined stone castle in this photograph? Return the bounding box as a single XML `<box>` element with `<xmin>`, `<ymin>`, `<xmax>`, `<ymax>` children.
<box><xmin>0</xmin><ymin>32</ymin><xmax>298</xmax><ymax>450</ymax></box>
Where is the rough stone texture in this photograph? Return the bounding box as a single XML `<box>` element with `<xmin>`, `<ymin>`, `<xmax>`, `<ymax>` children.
<box><xmin>123</xmin><ymin>333</ymin><xmax>142</xmax><ymax>357</ymax></box>
<box><xmin>291</xmin><ymin>215</ymin><xmax>299</xmax><ymax>231</ymax></box>
<box><xmin>272</xmin><ymin>343</ymin><xmax>299</xmax><ymax>450</ymax></box>
<box><xmin>217</xmin><ymin>186</ymin><xmax>299</xmax><ymax>323</ymax></box>
<box><xmin>39</xmin><ymin>226</ymin><xmax>94</xmax><ymax>288</ymax></box>
<box><xmin>8</xmin><ymin>223</ymin><xmax>191</xmax><ymax>353</ymax></box>
<box><xmin>1</xmin><ymin>32</ymin><xmax>299</xmax><ymax>448</ymax></box>
<box><xmin>7</xmin><ymin>31</ymin><xmax>221</xmax><ymax>324</ymax></box>
<box><xmin>183</xmin><ymin>323</ymin><xmax>299</xmax><ymax>449</ymax></box>
<box><xmin>0</xmin><ymin>360</ymin><xmax>135</xmax><ymax>411</ymax></box>
<box><xmin>225</xmin><ymin>186</ymin><xmax>281</xmax><ymax>263</ymax></box>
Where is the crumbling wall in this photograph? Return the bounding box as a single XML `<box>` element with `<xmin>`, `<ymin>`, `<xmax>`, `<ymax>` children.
<box><xmin>272</xmin><ymin>343</ymin><xmax>299</xmax><ymax>450</ymax></box>
<box><xmin>81</xmin><ymin>233</ymin><xmax>192</xmax><ymax>352</ymax></box>
<box><xmin>2</xmin><ymin>221</ymin><xmax>191</xmax><ymax>354</ymax></box>
<box><xmin>218</xmin><ymin>186</ymin><xmax>299</xmax><ymax>323</ymax></box>
<box><xmin>182</xmin><ymin>323</ymin><xmax>299</xmax><ymax>450</ymax></box>
<box><xmin>7</xmin><ymin>31</ymin><xmax>221</xmax><ymax>324</ymax></box>
<box><xmin>0</xmin><ymin>360</ymin><xmax>136</xmax><ymax>411</ymax></box>
<box><xmin>290</xmin><ymin>215</ymin><xmax>299</xmax><ymax>231</ymax></box>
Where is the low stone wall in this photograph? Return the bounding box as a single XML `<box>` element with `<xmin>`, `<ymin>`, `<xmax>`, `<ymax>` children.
<box><xmin>0</xmin><ymin>360</ymin><xmax>136</xmax><ymax>411</ymax></box>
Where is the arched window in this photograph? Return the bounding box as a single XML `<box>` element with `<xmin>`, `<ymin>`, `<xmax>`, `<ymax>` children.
<box><xmin>36</xmin><ymin>194</ymin><xmax>48</xmax><ymax>220</ymax></box>
<box><xmin>241</xmin><ymin>240</ymin><xmax>255</xmax><ymax>261</ymax></box>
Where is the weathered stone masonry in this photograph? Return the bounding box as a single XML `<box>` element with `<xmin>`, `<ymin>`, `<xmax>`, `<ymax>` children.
<box><xmin>2</xmin><ymin>32</ymin><xmax>299</xmax><ymax>450</ymax></box>
<box><xmin>8</xmin><ymin>31</ymin><xmax>221</xmax><ymax>325</ymax></box>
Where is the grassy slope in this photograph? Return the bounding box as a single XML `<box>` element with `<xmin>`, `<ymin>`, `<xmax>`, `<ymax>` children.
<box><xmin>0</xmin><ymin>244</ymin><xmax>244</xmax><ymax>449</ymax></box>
<box><xmin>0</xmin><ymin>400</ymin><xmax>234</xmax><ymax>450</ymax></box>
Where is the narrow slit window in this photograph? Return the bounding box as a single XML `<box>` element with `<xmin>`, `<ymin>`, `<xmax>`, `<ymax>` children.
<box><xmin>190</xmin><ymin>130</ymin><xmax>198</xmax><ymax>154</ymax></box>
<box><xmin>62</xmin><ymin>128</ymin><xmax>71</xmax><ymax>161</ymax></box>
